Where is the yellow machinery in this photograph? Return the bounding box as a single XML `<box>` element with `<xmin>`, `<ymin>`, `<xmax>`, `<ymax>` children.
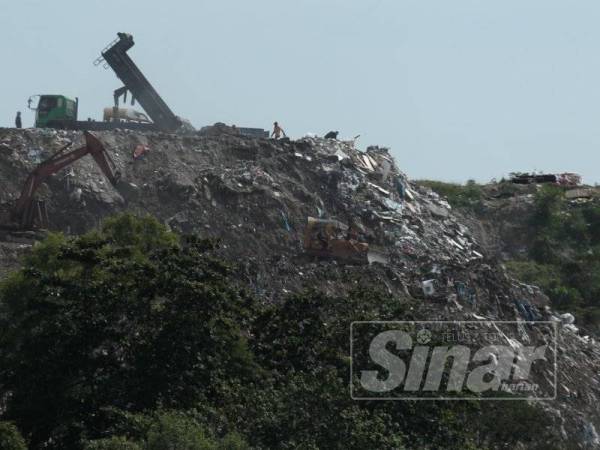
<box><xmin>303</xmin><ymin>217</ymin><xmax>369</xmax><ymax>263</ymax></box>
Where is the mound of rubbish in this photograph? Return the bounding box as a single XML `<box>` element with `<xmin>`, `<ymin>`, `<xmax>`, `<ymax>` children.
<box><xmin>0</xmin><ymin>127</ymin><xmax>599</xmax><ymax>446</ymax></box>
<box><xmin>0</xmin><ymin>128</ymin><xmax>484</xmax><ymax>300</ymax></box>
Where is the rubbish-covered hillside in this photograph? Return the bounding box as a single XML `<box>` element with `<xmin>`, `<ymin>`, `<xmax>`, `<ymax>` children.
<box><xmin>0</xmin><ymin>128</ymin><xmax>484</xmax><ymax>302</ymax></box>
<box><xmin>0</xmin><ymin>127</ymin><xmax>599</xmax><ymax>447</ymax></box>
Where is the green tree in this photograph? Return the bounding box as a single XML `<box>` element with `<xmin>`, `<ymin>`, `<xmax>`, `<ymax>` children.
<box><xmin>0</xmin><ymin>422</ymin><xmax>27</xmax><ymax>450</ymax></box>
<box><xmin>84</xmin><ymin>436</ymin><xmax>142</xmax><ymax>450</ymax></box>
<box><xmin>84</xmin><ymin>411</ymin><xmax>248</xmax><ymax>450</ymax></box>
<box><xmin>530</xmin><ymin>185</ymin><xmax>564</xmax><ymax>231</ymax></box>
<box><xmin>0</xmin><ymin>214</ymin><xmax>258</xmax><ymax>449</ymax></box>
<box><xmin>416</xmin><ymin>180</ymin><xmax>484</xmax><ymax>210</ymax></box>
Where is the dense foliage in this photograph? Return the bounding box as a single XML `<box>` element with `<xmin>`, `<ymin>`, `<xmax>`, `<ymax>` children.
<box><xmin>0</xmin><ymin>214</ymin><xmax>561</xmax><ymax>449</ymax></box>
<box><xmin>506</xmin><ymin>185</ymin><xmax>600</xmax><ymax>330</ymax></box>
<box><xmin>0</xmin><ymin>422</ymin><xmax>27</xmax><ymax>450</ymax></box>
<box><xmin>416</xmin><ymin>179</ymin><xmax>484</xmax><ymax>209</ymax></box>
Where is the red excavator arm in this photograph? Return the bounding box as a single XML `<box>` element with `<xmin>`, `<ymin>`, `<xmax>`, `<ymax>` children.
<box><xmin>12</xmin><ymin>131</ymin><xmax>120</xmax><ymax>229</ymax></box>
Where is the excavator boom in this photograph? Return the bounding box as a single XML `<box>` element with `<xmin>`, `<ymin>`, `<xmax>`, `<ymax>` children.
<box><xmin>11</xmin><ymin>132</ymin><xmax>119</xmax><ymax>229</ymax></box>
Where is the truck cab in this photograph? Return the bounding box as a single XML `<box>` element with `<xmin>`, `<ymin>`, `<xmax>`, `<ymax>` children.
<box><xmin>31</xmin><ymin>95</ymin><xmax>78</xmax><ymax>128</ymax></box>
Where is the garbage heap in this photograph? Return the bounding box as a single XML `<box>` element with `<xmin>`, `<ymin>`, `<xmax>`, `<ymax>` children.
<box><xmin>0</xmin><ymin>127</ymin><xmax>599</xmax><ymax>446</ymax></box>
<box><xmin>0</xmin><ymin>128</ymin><xmax>485</xmax><ymax>299</ymax></box>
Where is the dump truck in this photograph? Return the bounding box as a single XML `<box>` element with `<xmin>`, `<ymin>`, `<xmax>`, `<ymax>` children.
<box><xmin>27</xmin><ymin>94</ymin><xmax>160</xmax><ymax>132</ymax></box>
<box><xmin>27</xmin><ymin>33</ymin><xmax>182</xmax><ymax>132</ymax></box>
<box><xmin>25</xmin><ymin>33</ymin><xmax>278</xmax><ymax>136</ymax></box>
<box><xmin>28</xmin><ymin>95</ymin><xmax>154</xmax><ymax>130</ymax></box>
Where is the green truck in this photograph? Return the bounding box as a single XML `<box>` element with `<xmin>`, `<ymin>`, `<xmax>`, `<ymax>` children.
<box><xmin>27</xmin><ymin>94</ymin><xmax>156</xmax><ymax>131</ymax></box>
<box><xmin>29</xmin><ymin>95</ymin><xmax>78</xmax><ymax>128</ymax></box>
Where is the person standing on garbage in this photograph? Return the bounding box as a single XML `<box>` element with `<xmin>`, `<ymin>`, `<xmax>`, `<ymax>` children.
<box><xmin>271</xmin><ymin>121</ymin><xmax>286</xmax><ymax>139</ymax></box>
<box><xmin>15</xmin><ymin>111</ymin><xmax>22</xmax><ymax>129</ymax></box>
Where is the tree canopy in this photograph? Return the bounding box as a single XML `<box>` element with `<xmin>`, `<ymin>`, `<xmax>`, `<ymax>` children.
<box><xmin>0</xmin><ymin>214</ymin><xmax>561</xmax><ymax>449</ymax></box>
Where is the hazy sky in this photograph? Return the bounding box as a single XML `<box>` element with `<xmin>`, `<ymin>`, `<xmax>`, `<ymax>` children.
<box><xmin>2</xmin><ymin>0</ymin><xmax>600</xmax><ymax>183</ymax></box>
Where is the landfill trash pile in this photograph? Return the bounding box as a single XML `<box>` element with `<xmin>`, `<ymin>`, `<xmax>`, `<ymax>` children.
<box><xmin>510</xmin><ymin>171</ymin><xmax>582</xmax><ymax>187</ymax></box>
<box><xmin>0</xmin><ymin>127</ymin><xmax>599</xmax><ymax>446</ymax></box>
<box><xmin>0</xmin><ymin>128</ymin><xmax>486</xmax><ymax>295</ymax></box>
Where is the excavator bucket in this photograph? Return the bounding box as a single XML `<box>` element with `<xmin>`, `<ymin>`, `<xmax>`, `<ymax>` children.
<box><xmin>303</xmin><ymin>217</ymin><xmax>369</xmax><ymax>264</ymax></box>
